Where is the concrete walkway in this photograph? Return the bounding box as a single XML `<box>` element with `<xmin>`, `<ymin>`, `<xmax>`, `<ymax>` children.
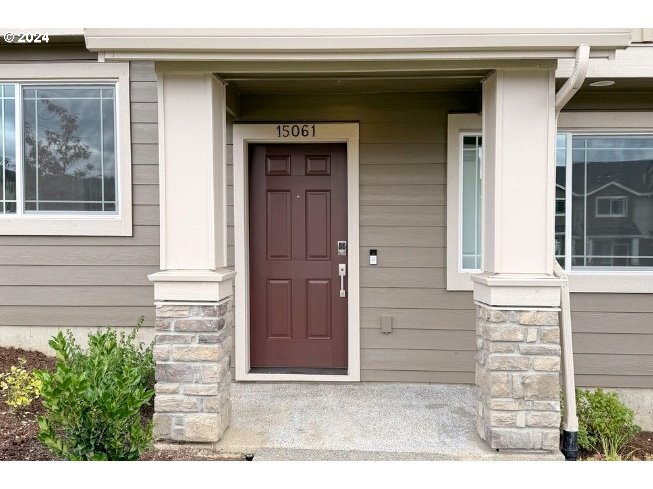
<box><xmin>214</xmin><ymin>382</ymin><xmax>563</xmax><ymax>460</ymax></box>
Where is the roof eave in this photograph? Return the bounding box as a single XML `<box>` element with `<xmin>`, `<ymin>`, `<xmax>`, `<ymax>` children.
<box><xmin>84</xmin><ymin>28</ymin><xmax>632</xmax><ymax>62</ymax></box>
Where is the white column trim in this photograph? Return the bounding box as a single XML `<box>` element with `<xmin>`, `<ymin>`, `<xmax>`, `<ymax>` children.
<box><xmin>232</xmin><ymin>123</ymin><xmax>360</xmax><ymax>382</ymax></box>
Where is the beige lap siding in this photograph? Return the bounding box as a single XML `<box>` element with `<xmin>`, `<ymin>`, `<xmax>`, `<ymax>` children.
<box><xmin>0</xmin><ymin>59</ymin><xmax>159</xmax><ymax>352</ymax></box>
<box><xmin>226</xmin><ymin>92</ymin><xmax>480</xmax><ymax>383</ymax></box>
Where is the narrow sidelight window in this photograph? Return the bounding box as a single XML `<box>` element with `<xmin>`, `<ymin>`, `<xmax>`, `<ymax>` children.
<box><xmin>460</xmin><ymin>134</ymin><xmax>482</xmax><ymax>271</ymax></box>
<box><xmin>0</xmin><ymin>85</ymin><xmax>17</xmax><ymax>214</ymax></box>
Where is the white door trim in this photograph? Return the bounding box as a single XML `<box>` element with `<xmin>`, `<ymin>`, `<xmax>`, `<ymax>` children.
<box><xmin>233</xmin><ymin>123</ymin><xmax>360</xmax><ymax>382</ymax></box>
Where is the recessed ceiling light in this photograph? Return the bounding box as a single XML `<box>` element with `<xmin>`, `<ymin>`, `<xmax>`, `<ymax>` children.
<box><xmin>589</xmin><ymin>80</ymin><xmax>615</xmax><ymax>87</ymax></box>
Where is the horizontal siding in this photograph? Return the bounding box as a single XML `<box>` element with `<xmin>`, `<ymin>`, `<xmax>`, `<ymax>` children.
<box><xmin>359</xmin><ymin>247</ymin><xmax>446</xmax><ymax>268</ymax></box>
<box><xmin>361</xmin><ymin>185</ymin><xmax>445</xmax><ymax>206</ymax></box>
<box><xmin>360</xmin><ymin>308</ymin><xmax>475</xmax><ymax>331</ymax></box>
<box><xmin>0</xmin><ymin>61</ymin><xmax>158</xmax><ymax>337</ymax></box>
<box><xmin>0</xmin><ymin>286</ymin><xmax>153</xmax><ymax>307</ymax></box>
<box><xmin>0</xmin><ymin>246</ymin><xmax>159</xmax><ymax>265</ymax></box>
<box><xmin>0</xmin><ymin>265</ymin><xmax>157</xmax><ymax>286</ymax></box>
<box><xmin>0</xmin><ymin>43</ymin><xmax>96</xmax><ymax>62</ymax></box>
<box><xmin>571</xmin><ymin>296</ymin><xmax>653</xmax><ymax>388</ymax></box>
<box><xmin>0</xmin><ymin>306</ymin><xmax>155</xmax><ymax>327</ymax></box>
<box><xmin>361</xmin><ymin>370</ymin><xmax>474</xmax><ymax>383</ymax></box>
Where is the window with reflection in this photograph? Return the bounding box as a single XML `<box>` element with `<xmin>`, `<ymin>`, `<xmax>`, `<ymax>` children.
<box><xmin>22</xmin><ymin>86</ymin><xmax>117</xmax><ymax>212</ymax></box>
<box><xmin>557</xmin><ymin>134</ymin><xmax>653</xmax><ymax>269</ymax></box>
<box><xmin>0</xmin><ymin>83</ymin><xmax>117</xmax><ymax>215</ymax></box>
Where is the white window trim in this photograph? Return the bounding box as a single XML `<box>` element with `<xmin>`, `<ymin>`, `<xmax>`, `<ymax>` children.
<box><xmin>446</xmin><ymin>113</ymin><xmax>482</xmax><ymax>291</ymax></box>
<box><xmin>595</xmin><ymin>195</ymin><xmax>627</xmax><ymax>218</ymax></box>
<box><xmin>558</xmin><ymin>112</ymin><xmax>653</xmax><ymax>293</ymax></box>
<box><xmin>448</xmin><ymin>111</ymin><xmax>653</xmax><ymax>293</ymax></box>
<box><xmin>0</xmin><ymin>62</ymin><xmax>132</xmax><ymax>236</ymax></box>
<box><xmin>232</xmin><ymin>123</ymin><xmax>360</xmax><ymax>382</ymax></box>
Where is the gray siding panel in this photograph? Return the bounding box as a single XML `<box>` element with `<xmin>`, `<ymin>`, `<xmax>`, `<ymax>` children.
<box><xmin>0</xmin><ymin>60</ymin><xmax>158</xmax><ymax>337</ymax></box>
<box><xmin>0</xmin><ymin>306</ymin><xmax>155</xmax><ymax>327</ymax></box>
<box><xmin>0</xmin><ymin>43</ymin><xmax>97</xmax><ymax>62</ymax></box>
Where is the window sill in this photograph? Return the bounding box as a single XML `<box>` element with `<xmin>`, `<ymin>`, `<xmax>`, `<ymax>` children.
<box><xmin>567</xmin><ymin>272</ymin><xmax>653</xmax><ymax>293</ymax></box>
<box><xmin>447</xmin><ymin>270</ymin><xmax>653</xmax><ymax>294</ymax></box>
<box><xmin>0</xmin><ymin>215</ymin><xmax>132</xmax><ymax>236</ymax></box>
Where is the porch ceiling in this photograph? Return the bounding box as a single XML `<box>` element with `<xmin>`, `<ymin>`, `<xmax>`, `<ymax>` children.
<box><xmin>223</xmin><ymin>70</ymin><xmax>487</xmax><ymax>94</ymax></box>
<box><xmin>556</xmin><ymin>77</ymin><xmax>653</xmax><ymax>93</ymax></box>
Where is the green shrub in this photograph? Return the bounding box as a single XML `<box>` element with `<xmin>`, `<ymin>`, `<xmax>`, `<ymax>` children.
<box><xmin>576</xmin><ymin>387</ymin><xmax>640</xmax><ymax>458</ymax></box>
<box><xmin>35</xmin><ymin>321</ymin><xmax>154</xmax><ymax>461</ymax></box>
<box><xmin>0</xmin><ymin>358</ymin><xmax>42</xmax><ymax>409</ymax></box>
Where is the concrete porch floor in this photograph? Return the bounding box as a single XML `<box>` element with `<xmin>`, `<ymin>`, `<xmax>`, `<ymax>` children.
<box><xmin>213</xmin><ymin>382</ymin><xmax>564</xmax><ymax>461</ymax></box>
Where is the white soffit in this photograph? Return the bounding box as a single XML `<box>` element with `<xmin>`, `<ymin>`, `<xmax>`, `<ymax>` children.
<box><xmin>84</xmin><ymin>28</ymin><xmax>632</xmax><ymax>62</ymax></box>
<box><xmin>556</xmin><ymin>45</ymin><xmax>653</xmax><ymax>78</ymax></box>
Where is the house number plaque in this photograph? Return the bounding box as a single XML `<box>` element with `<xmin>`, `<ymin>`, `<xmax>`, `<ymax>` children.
<box><xmin>276</xmin><ymin>124</ymin><xmax>316</xmax><ymax>138</ymax></box>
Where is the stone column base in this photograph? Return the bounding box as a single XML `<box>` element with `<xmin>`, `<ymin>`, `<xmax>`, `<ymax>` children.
<box><xmin>475</xmin><ymin>303</ymin><xmax>561</xmax><ymax>451</ymax></box>
<box><xmin>152</xmin><ymin>296</ymin><xmax>234</xmax><ymax>443</ymax></box>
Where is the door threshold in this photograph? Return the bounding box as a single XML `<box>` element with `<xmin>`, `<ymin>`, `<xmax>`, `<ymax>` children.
<box><xmin>249</xmin><ymin>367</ymin><xmax>348</xmax><ymax>376</ymax></box>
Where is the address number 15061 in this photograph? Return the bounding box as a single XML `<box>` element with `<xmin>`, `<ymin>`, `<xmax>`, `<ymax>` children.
<box><xmin>276</xmin><ymin>124</ymin><xmax>316</xmax><ymax>138</ymax></box>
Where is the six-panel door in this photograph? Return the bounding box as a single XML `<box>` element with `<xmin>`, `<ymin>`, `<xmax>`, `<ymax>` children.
<box><xmin>249</xmin><ymin>143</ymin><xmax>348</xmax><ymax>368</ymax></box>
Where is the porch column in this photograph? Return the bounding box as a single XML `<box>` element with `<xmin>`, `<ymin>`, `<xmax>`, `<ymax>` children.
<box><xmin>473</xmin><ymin>68</ymin><xmax>564</xmax><ymax>452</ymax></box>
<box><xmin>148</xmin><ymin>72</ymin><xmax>234</xmax><ymax>444</ymax></box>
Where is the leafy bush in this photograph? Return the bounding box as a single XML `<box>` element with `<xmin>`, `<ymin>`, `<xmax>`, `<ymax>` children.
<box><xmin>35</xmin><ymin>321</ymin><xmax>154</xmax><ymax>461</ymax></box>
<box><xmin>576</xmin><ymin>387</ymin><xmax>640</xmax><ymax>459</ymax></box>
<box><xmin>0</xmin><ymin>358</ymin><xmax>42</xmax><ymax>409</ymax></box>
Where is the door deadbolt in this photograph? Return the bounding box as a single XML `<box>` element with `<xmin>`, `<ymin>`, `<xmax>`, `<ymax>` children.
<box><xmin>337</xmin><ymin>241</ymin><xmax>347</xmax><ymax>256</ymax></box>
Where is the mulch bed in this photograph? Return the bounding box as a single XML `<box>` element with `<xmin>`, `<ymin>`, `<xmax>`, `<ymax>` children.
<box><xmin>0</xmin><ymin>347</ymin><xmax>242</xmax><ymax>461</ymax></box>
<box><xmin>0</xmin><ymin>347</ymin><xmax>58</xmax><ymax>461</ymax></box>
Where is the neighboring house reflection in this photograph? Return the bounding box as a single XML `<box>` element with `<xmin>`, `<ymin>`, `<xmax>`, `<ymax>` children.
<box><xmin>557</xmin><ymin>160</ymin><xmax>653</xmax><ymax>268</ymax></box>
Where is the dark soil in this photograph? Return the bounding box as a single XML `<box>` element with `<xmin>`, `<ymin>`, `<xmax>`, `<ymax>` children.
<box><xmin>0</xmin><ymin>347</ymin><xmax>58</xmax><ymax>461</ymax></box>
<box><xmin>628</xmin><ymin>432</ymin><xmax>653</xmax><ymax>461</ymax></box>
<box><xmin>0</xmin><ymin>346</ymin><xmax>240</xmax><ymax>461</ymax></box>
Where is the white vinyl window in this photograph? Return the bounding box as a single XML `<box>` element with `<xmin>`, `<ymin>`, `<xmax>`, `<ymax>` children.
<box><xmin>460</xmin><ymin>133</ymin><xmax>482</xmax><ymax>271</ymax></box>
<box><xmin>0</xmin><ymin>63</ymin><xmax>132</xmax><ymax>236</ymax></box>
<box><xmin>2</xmin><ymin>84</ymin><xmax>118</xmax><ymax>214</ymax></box>
<box><xmin>556</xmin><ymin>133</ymin><xmax>653</xmax><ymax>270</ymax></box>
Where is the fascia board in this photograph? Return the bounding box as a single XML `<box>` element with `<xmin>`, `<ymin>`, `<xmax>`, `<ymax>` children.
<box><xmin>84</xmin><ymin>28</ymin><xmax>632</xmax><ymax>58</ymax></box>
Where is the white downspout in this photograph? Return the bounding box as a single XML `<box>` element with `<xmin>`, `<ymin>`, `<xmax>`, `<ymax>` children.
<box><xmin>553</xmin><ymin>44</ymin><xmax>589</xmax><ymax>457</ymax></box>
<box><xmin>555</xmin><ymin>44</ymin><xmax>590</xmax><ymax>116</ymax></box>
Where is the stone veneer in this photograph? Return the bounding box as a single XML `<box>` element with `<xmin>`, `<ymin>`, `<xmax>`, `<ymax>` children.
<box><xmin>475</xmin><ymin>303</ymin><xmax>561</xmax><ymax>451</ymax></box>
<box><xmin>152</xmin><ymin>296</ymin><xmax>233</xmax><ymax>443</ymax></box>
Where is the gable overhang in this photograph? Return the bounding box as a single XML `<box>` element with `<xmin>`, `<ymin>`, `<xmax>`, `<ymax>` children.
<box><xmin>84</xmin><ymin>28</ymin><xmax>632</xmax><ymax>71</ymax></box>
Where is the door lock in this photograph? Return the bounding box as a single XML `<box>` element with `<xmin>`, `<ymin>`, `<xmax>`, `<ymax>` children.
<box><xmin>338</xmin><ymin>263</ymin><xmax>347</xmax><ymax>298</ymax></box>
<box><xmin>337</xmin><ymin>241</ymin><xmax>347</xmax><ymax>256</ymax></box>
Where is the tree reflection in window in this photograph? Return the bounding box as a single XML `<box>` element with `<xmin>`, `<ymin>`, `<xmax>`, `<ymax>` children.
<box><xmin>22</xmin><ymin>86</ymin><xmax>116</xmax><ymax>212</ymax></box>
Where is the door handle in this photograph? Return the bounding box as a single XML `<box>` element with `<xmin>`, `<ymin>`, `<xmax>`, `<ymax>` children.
<box><xmin>338</xmin><ymin>263</ymin><xmax>347</xmax><ymax>298</ymax></box>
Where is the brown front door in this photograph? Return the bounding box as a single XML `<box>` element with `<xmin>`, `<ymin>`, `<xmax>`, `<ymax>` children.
<box><xmin>249</xmin><ymin>143</ymin><xmax>348</xmax><ymax>369</ymax></box>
